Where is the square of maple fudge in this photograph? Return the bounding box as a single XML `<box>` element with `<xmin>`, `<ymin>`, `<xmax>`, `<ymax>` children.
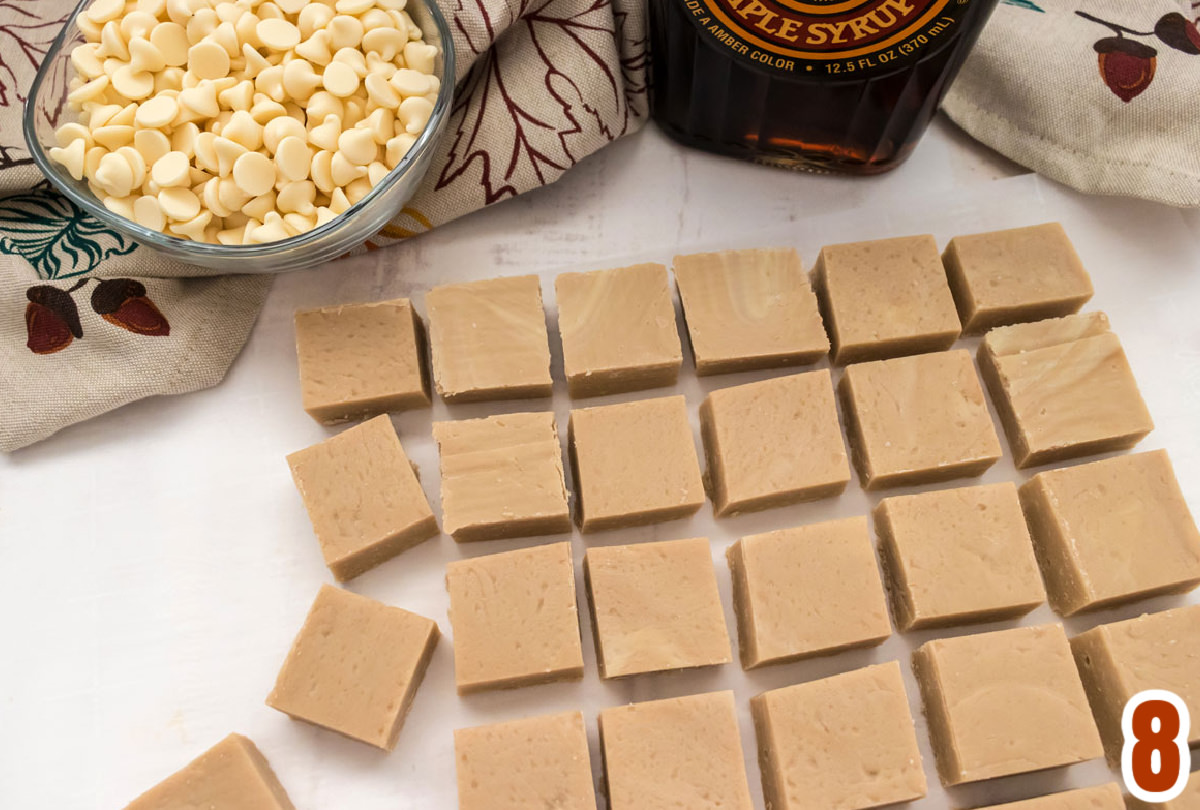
<box><xmin>585</xmin><ymin>537</ymin><xmax>731</xmax><ymax>678</ymax></box>
<box><xmin>293</xmin><ymin>297</ymin><xmax>429</xmax><ymax>425</ymax></box>
<box><xmin>432</xmin><ymin>411</ymin><xmax>570</xmax><ymax>542</ymax></box>
<box><xmin>752</xmin><ymin>661</ymin><xmax>926</xmax><ymax>810</ymax></box>
<box><xmin>123</xmin><ymin>734</ymin><xmax>296</xmax><ymax>810</ymax></box>
<box><xmin>942</xmin><ymin>223</ymin><xmax>1094</xmax><ymax>334</ymax></box>
<box><xmin>425</xmin><ymin>274</ymin><xmax>553</xmax><ymax>403</ymax></box>
<box><xmin>873</xmin><ymin>482</ymin><xmax>1045</xmax><ymax>630</ymax></box>
<box><xmin>700</xmin><ymin>369</ymin><xmax>850</xmax><ymax>516</ymax></box>
<box><xmin>445</xmin><ymin>542</ymin><xmax>584</xmax><ymax>694</ymax></box>
<box><xmin>599</xmin><ymin>691</ymin><xmax>753</xmax><ymax>810</ymax></box>
<box><xmin>1019</xmin><ymin>450</ymin><xmax>1200</xmax><ymax>616</ymax></box>
<box><xmin>913</xmin><ymin>624</ymin><xmax>1103</xmax><ymax>786</ymax></box>
<box><xmin>555</xmin><ymin>262</ymin><xmax>683</xmax><ymax>397</ymax></box>
<box><xmin>727</xmin><ymin>517</ymin><xmax>890</xmax><ymax>669</ymax></box>
<box><xmin>672</xmin><ymin>247</ymin><xmax>828</xmax><ymax>375</ymax></box>
<box><xmin>454</xmin><ymin>711</ymin><xmax>597</xmax><ymax>810</ymax></box>
<box><xmin>286</xmin><ymin>415</ymin><xmax>437</xmax><ymax>581</ymax></box>
<box><xmin>811</xmin><ymin>234</ymin><xmax>960</xmax><ymax>364</ymax></box>
<box><xmin>972</xmin><ymin>784</ymin><xmax>1125</xmax><ymax>810</ymax></box>
<box><xmin>979</xmin><ymin>312</ymin><xmax>1153</xmax><ymax>468</ymax></box>
<box><xmin>838</xmin><ymin>350</ymin><xmax>1002</xmax><ymax>490</ymax></box>
<box><xmin>568</xmin><ymin>394</ymin><xmax>705</xmax><ymax>532</ymax></box>
<box><xmin>266</xmin><ymin>585</ymin><xmax>440</xmax><ymax>751</ymax></box>
<box><xmin>1071</xmin><ymin>605</ymin><xmax>1200</xmax><ymax>763</ymax></box>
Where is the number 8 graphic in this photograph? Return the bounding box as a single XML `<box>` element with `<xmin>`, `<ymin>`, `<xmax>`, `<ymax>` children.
<box><xmin>1122</xmin><ymin>690</ymin><xmax>1192</xmax><ymax>803</ymax></box>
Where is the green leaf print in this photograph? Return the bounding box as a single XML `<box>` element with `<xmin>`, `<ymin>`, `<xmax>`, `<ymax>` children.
<box><xmin>0</xmin><ymin>183</ymin><xmax>138</xmax><ymax>279</ymax></box>
<box><xmin>1002</xmin><ymin>0</ymin><xmax>1044</xmax><ymax>12</ymax></box>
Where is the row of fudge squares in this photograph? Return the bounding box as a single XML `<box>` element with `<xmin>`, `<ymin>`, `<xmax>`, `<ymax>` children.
<box><xmin>294</xmin><ymin>222</ymin><xmax>1094</xmax><ymax>423</ymax></box>
<box><xmin>288</xmin><ymin>399</ymin><xmax>1195</xmax><ymax>624</ymax></box>
<box><xmin>123</xmin><ymin>610</ymin><xmax>1196</xmax><ymax>810</ymax></box>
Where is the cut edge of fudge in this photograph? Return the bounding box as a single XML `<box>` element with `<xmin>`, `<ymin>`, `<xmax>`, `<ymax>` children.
<box><xmin>872</xmin><ymin>491</ymin><xmax>1044</xmax><ymax>631</ymax></box>
<box><xmin>672</xmin><ymin>247</ymin><xmax>829</xmax><ymax>376</ymax></box>
<box><xmin>426</xmin><ymin>275</ymin><xmax>554</xmax><ymax>404</ymax></box>
<box><xmin>265</xmin><ymin>585</ymin><xmax>441</xmax><ymax>751</ymax></box>
<box><xmin>446</xmin><ymin>543</ymin><xmax>585</xmax><ymax>695</ymax></box>
<box><xmin>836</xmin><ymin>358</ymin><xmax>1001</xmax><ymax>491</ymax></box>
<box><xmin>1071</xmin><ymin>605</ymin><xmax>1200</xmax><ymax>765</ymax></box>
<box><xmin>942</xmin><ymin>223</ymin><xmax>1094</xmax><ymax>335</ymax></box>
<box><xmin>583</xmin><ymin>538</ymin><xmax>731</xmax><ymax>679</ymax></box>
<box><xmin>295</xmin><ymin>298</ymin><xmax>431</xmax><ymax>425</ymax></box>
<box><xmin>123</xmin><ymin>734</ymin><xmax>297</xmax><ymax>810</ymax></box>
<box><xmin>810</xmin><ymin>237</ymin><xmax>961</xmax><ymax>366</ymax></box>
<box><xmin>1018</xmin><ymin>457</ymin><xmax>1200</xmax><ymax>617</ymax></box>
<box><xmin>978</xmin><ymin>314</ymin><xmax>1153</xmax><ymax>468</ymax></box>
<box><xmin>556</xmin><ymin>263</ymin><xmax>683</xmax><ymax>399</ymax></box>
<box><xmin>726</xmin><ymin>530</ymin><xmax>889</xmax><ymax>669</ymax></box>
<box><xmin>432</xmin><ymin>412</ymin><xmax>571</xmax><ymax>543</ymax></box>
<box><xmin>699</xmin><ymin>374</ymin><xmax>850</xmax><ymax>517</ymax></box>
<box><xmin>566</xmin><ymin>398</ymin><xmax>705</xmax><ymax>533</ymax></box>
<box><xmin>286</xmin><ymin>416</ymin><xmax>439</xmax><ymax>583</ymax></box>
<box><xmin>966</xmin><ymin>783</ymin><xmax>1124</xmax><ymax>810</ymax></box>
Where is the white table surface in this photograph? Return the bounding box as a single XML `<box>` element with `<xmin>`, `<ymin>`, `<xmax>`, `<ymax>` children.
<box><xmin>3</xmin><ymin>118</ymin><xmax>1199</xmax><ymax>810</ymax></box>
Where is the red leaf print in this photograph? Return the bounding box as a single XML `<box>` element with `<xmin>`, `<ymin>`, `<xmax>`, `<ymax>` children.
<box><xmin>437</xmin><ymin>0</ymin><xmax>647</xmax><ymax>204</ymax></box>
<box><xmin>1094</xmin><ymin>37</ymin><xmax>1157</xmax><ymax>102</ymax></box>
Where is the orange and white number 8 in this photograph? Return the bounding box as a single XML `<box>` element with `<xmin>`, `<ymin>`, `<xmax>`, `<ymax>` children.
<box><xmin>1122</xmin><ymin>690</ymin><xmax>1191</xmax><ymax>803</ymax></box>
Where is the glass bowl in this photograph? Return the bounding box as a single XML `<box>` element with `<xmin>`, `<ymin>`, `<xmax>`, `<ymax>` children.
<box><xmin>23</xmin><ymin>0</ymin><xmax>454</xmax><ymax>274</ymax></box>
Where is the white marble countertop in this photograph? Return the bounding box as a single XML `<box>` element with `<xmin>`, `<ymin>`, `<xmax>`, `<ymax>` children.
<box><xmin>3</xmin><ymin>118</ymin><xmax>1199</xmax><ymax>810</ymax></box>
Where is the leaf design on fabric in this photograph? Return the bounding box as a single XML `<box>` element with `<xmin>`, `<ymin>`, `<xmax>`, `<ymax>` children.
<box><xmin>0</xmin><ymin>183</ymin><xmax>139</xmax><ymax>279</ymax></box>
<box><xmin>91</xmin><ymin>278</ymin><xmax>171</xmax><ymax>336</ymax></box>
<box><xmin>437</xmin><ymin>0</ymin><xmax>644</xmax><ymax>204</ymax></box>
<box><xmin>1154</xmin><ymin>12</ymin><xmax>1200</xmax><ymax>54</ymax></box>
<box><xmin>0</xmin><ymin>0</ymin><xmax>72</xmax><ymax>168</ymax></box>
<box><xmin>1001</xmin><ymin>0</ymin><xmax>1043</xmax><ymax>12</ymax></box>
<box><xmin>25</xmin><ymin>283</ymin><xmax>83</xmax><ymax>354</ymax></box>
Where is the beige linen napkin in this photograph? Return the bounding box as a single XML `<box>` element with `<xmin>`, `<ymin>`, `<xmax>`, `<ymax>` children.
<box><xmin>943</xmin><ymin>0</ymin><xmax>1200</xmax><ymax>207</ymax></box>
<box><xmin>0</xmin><ymin>0</ymin><xmax>647</xmax><ymax>451</ymax></box>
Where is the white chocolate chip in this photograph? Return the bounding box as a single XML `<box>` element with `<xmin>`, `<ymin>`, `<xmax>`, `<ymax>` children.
<box><xmin>188</xmin><ymin>41</ymin><xmax>231</xmax><ymax>79</ymax></box>
<box><xmin>262</xmin><ymin>115</ymin><xmax>305</xmax><ymax>152</ymax></box>
<box><xmin>397</xmin><ymin>94</ymin><xmax>432</xmax><ymax>134</ymax></box>
<box><xmin>321</xmin><ymin>60</ymin><xmax>359</xmax><ymax>97</ymax></box>
<box><xmin>151</xmin><ymin>150</ymin><xmax>192</xmax><ymax>186</ymax></box>
<box><xmin>49</xmin><ymin>140</ymin><xmax>87</xmax><ymax>180</ymax></box>
<box><xmin>274</xmin><ymin>135</ymin><xmax>312</xmax><ymax>181</ymax></box>
<box><xmin>326</xmin><ymin>14</ymin><xmax>363</xmax><ymax>49</ymax></box>
<box><xmin>336</xmin><ymin>126</ymin><xmax>375</xmax><ymax>165</ymax></box>
<box><xmin>134</xmin><ymin>129</ymin><xmax>172</xmax><ymax>163</ymax></box>
<box><xmin>134</xmin><ymin>93</ymin><xmax>178</xmax><ymax>126</ymax></box>
<box><xmin>232</xmin><ymin>149</ymin><xmax>275</xmax><ymax>196</ymax></box>
<box><xmin>133</xmin><ymin>194</ymin><xmax>167</xmax><ymax>229</ymax></box>
<box><xmin>159</xmin><ymin>186</ymin><xmax>201</xmax><ymax>219</ymax></box>
<box><xmin>257</xmin><ymin>17</ymin><xmax>300</xmax><ymax>50</ymax></box>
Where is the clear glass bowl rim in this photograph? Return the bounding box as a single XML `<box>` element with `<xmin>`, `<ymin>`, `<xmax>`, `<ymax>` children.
<box><xmin>22</xmin><ymin>0</ymin><xmax>456</xmax><ymax>264</ymax></box>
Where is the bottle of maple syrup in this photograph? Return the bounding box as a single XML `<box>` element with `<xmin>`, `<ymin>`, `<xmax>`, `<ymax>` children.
<box><xmin>648</xmin><ymin>0</ymin><xmax>999</xmax><ymax>174</ymax></box>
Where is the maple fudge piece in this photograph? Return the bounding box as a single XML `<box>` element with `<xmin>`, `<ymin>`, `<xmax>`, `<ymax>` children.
<box><xmin>294</xmin><ymin>298</ymin><xmax>429</xmax><ymax>424</ymax></box>
<box><xmin>752</xmin><ymin>661</ymin><xmax>926</xmax><ymax>810</ymax></box>
<box><xmin>426</xmin><ymin>274</ymin><xmax>553</xmax><ymax>402</ymax></box>
<box><xmin>287</xmin><ymin>415</ymin><xmax>438</xmax><ymax>581</ymax></box>
<box><xmin>433</xmin><ymin>411</ymin><xmax>570</xmax><ymax>542</ymax></box>
<box><xmin>1020</xmin><ymin>451</ymin><xmax>1200</xmax><ymax>616</ymax></box>
<box><xmin>555</xmin><ymin>262</ymin><xmax>682</xmax><ymax>397</ymax></box>
<box><xmin>913</xmin><ymin>624</ymin><xmax>1103</xmax><ymax>785</ymax></box>
<box><xmin>727</xmin><ymin>517</ymin><xmax>890</xmax><ymax>669</ymax></box>
<box><xmin>454</xmin><ymin>711</ymin><xmax>597</xmax><ymax>810</ymax></box>
<box><xmin>811</xmin><ymin>234</ymin><xmax>960</xmax><ymax>364</ymax></box>
<box><xmin>1127</xmin><ymin>773</ymin><xmax>1200</xmax><ymax>810</ymax></box>
<box><xmin>839</xmin><ymin>350</ymin><xmax>1002</xmax><ymax>489</ymax></box>
<box><xmin>700</xmin><ymin>370</ymin><xmax>850</xmax><ymax>516</ymax></box>
<box><xmin>123</xmin><ymin>734</ymin><xmax>295</xmax><ymax>810</ymax></box>
<box><xmin>585</xmin><ymin>537</ymin><xmax>731</xmax><ymax>678</ymax></box>
<box><xmin>970</xmin><ymin>784</ymin><xmax>1124</xmax><ymax>810</ymax></box>
<box><xmin>568</xmin><ymin>394</ymin><xmax>705</xmax><ymax>532</ymax></box>
<box><xmin>266</xmin><ymin>585</ymin><xmax>440</xmax><ymax>751</ymax></box>
<box><xmin>599</xmin><ymin>691</ymin><xmax>753</xmax><ymax>810</ymax></box>
<box><xmin>943</xmin><ymin>223</ymin><xmax>1094</xmax><ymax>334</ymax></box>
<box><xmin>874</xmin><ymin>482</ymin><xmax>1045</xmax><ymax>630</ymax></box>
<box><xmin>1071</xmin><ymin>605</ymin><xmax>1200</xmax><ymax>763</ymax></box>
<box><xmin>673</xmin><ymin>247</ymin><xmax>828</xmax><ymax>375</ymax></box>
<box><xmin>980</xmin><ymin>313</ymin><xmax>1153</xmax><ymax>467</ymax></box>
<box><xmin>445</xmin><ymin>542</ymin><xmax>584</xmax><ymax>694</ymax></box>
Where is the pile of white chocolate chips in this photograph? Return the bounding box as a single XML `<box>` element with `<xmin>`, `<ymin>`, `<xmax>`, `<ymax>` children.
<box><xmin>49</xmin><ymin>0</ymin><xmax>440</xmax><ymax>244</ymax></box>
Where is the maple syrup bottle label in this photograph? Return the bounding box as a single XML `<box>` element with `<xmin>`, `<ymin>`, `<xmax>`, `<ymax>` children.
<box><xmin>649</xmin><ymin>0</ymin><xmax>999</xmax><ymax>172</ymax></box>
<box><xmin>686</xmin><ymin>0</ymin><xmax>979</xmax><ymax>76</ymax></box>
